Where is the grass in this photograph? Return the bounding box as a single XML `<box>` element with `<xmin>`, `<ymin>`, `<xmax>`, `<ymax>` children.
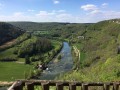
<box><xmin>33</xmin><ymin>31</ymin><xmax>50</xmax><ymax>35</ymax></box>
<box><xmin>52</xmin><ymin>40</ymin><xmax>62</xmax><ymax>49</ymax></box>
<box><xmin>0</xmin><ymin>37</ymin><xmax>62</xmax><ymax>81</ymax></box>
<box><xmin>74</xmin><ymin>43</ymin><xmax>86</xmax><ymax>63</ymax></box>
<box><xmin>0</xmin><ymin>62</ymin><xmax>33</xmax><ymax>81</ymax></box>
<box><xmin>0</xmin><ymin>36</ymin><xmax>37</xmax><ymax>60</ymax></box>
<box><xmin>58</xmin><ymin>55</ymin><xmax>120</xmax><ymax>82</ymax></box>
<box><xmin>0</xmin><ymin>48</ymin><xmax>17</xmax><ymax>59</ymax></box>
<box><xmin>80</xmin><ymin>52</ymin><xmax>86</xmax><ymax>62</ymax></box>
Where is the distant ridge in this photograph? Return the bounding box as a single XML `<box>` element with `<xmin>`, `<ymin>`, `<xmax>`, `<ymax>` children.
<box><xmin>0</xmin><ymin>22</ymin><xmax>24</xmax><ymax>45</ymax></box>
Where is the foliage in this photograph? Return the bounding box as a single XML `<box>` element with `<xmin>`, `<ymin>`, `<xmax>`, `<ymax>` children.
<box><xmin>1</xmin><ymin>19</ymin><xmax>120</xmax><ymax>82</ymax></box>
<box><xmin>0</xmin><ymin>22</ymin><xmax>24</xmax><ymax>45</ymax></box>
<box><xmin>0</xmin><ymin>56</ymin><xmax>17</xmax><ymax>62</ymax></box>
<box><xmin>16</xmin><ymin>37</ymin><xmax>52</xmax><ymax>57</ymax></box>
<box><xmin>25</xmin><ymin>55</ymin><xmax>31</xmax><ymax>64</ymax></box>
<box><xmin>58</xmin><ymin>19</ymin><xmax>120</xmax><ymax>82</ymax></box>
<box><xmin>58</xmin><ymin>54</ymin><xmax>62</xmax><ymax>60</ymax></box>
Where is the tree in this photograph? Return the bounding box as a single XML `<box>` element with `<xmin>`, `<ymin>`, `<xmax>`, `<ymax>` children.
<box><xmin>25</xmin><ymin>55</ymin><xmax>31</xmax><ymax>64</ymax></box>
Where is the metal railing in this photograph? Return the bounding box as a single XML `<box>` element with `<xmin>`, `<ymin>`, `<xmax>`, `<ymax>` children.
<box><xmin>8</xmin><ymin>80</ymin><xmax>120</xmax><ymax>90</ymax></box>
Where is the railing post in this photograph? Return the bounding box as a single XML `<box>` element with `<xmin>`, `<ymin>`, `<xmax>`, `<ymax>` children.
<box><xmin>113</xmin><ymin>83</ymin><xmax>119</xmax><ymax>90</ymax></box>
<box><xmin>42</xmin><ymin>82</ymin><xmax>49</xmax><ymax>90</ymax></box>
<box><xmin>81</xmin><ymin>83</ymin><xmax>88</xmax><ymax>90</ymax></box>
<box><xmin>10</xmin><ymin>81</ymin><xmax>23</xmax><ymax>90</ymax></box>
<box><xmin>26</xmin><ymin>82</ymin><xmax>34</xmax><ymax>90</ymax></box>
<box><xmin>69</xmin><ymin>83</ymin><xmax>76</xmax><ymax>90</ymax></box>
<box><xmin>56</xmin><ymin>83</ymin><xmax>63</xmax><ymax>90</ymax></box>
<box><xmin>13</xmin><ymin>83</ymin><xmax>23</xmax><ymax>90</ymax></box>
<box><xmin>103</xmin><ymin>83</ymin><xmax>110</xmax><ymax>90</ymax></box>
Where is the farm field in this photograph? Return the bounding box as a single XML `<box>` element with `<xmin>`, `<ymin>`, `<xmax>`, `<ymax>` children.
<box><xmin>0</xmin><ymin>62</ymin><xmax>33</xmax><ymax>81</ymax></box>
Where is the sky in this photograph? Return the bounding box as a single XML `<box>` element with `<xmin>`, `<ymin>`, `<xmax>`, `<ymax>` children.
<box><xmin>0</xmin><ymin>0</ymin><xmax>120</xmax><ymax>23</ymax></box>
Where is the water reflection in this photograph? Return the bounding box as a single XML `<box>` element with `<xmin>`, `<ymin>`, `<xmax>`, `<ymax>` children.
<box><xmin>39</xmin><ymin>42</ymin><xmax>73</xmax><ymax>80</ymax></box>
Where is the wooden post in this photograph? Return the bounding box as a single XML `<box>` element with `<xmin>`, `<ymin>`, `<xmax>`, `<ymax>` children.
<box><xmin>113</xmin><ymin>83</ymin><xmax>119</xmax><ymax>90</ymax></box>
<box><xmin>56</xmin><ymin>83</ymin><xmax>63</xmax><ymax>90</ymax></box>
<box><xmin>81</xmin><ymin>84</ymin><xmax>88</xmax><ymax>90</ymax></box>
<box><xmin>103</xmin><ymin>83</ymin><xmax>110</xmax><ymax>90</ymax></box>
<box><xmin>10</xmin><ymin>81</ymin><xmax>23</xmax><ymax>90</ymax></box>
<box><xmin>42</xmin><ymin>82</ymin><xmax>49</xmax><ymax>90</ymax></box>
<box><xmin>27</xmin><ymin>83</ymin><xmax>34</xmax><ymax>90</ymax></box>
<box><xmin>13</xmin><ymin>84</ymin><xmax>23</xmax><ymax>90</ymax></box>
<box><xmin>69</xmin><ymin>83</ymin><xmax>76</xmax><ymax>90</ymax></box>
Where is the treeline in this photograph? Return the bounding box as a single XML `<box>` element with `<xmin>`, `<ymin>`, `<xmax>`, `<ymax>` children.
<box><xmin>14</xmin><ymin>37</ymin><xmax>53</xmax><ymax>58</ymax></box>
<box><xmin>0</xmin><ymin>33</ymin><xmax>31</xmax><ymax>52</ymax></box>
<box><xmin>9</xmin><ymin>22</ymin><xmax>91</xmax><ymax>40</ymax></box>
<box><xmin>9</xmin><ymin>22</ymin><xmax>67</xmax><ymax>31</ymax></box>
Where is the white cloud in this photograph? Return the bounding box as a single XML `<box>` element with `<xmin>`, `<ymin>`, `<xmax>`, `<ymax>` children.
<box><xmin>0</xmin><ymin>10</ymin><xmax>83</xmax><ymax>23</ymax></box>
<box><xmin>13</xmin><ymin>12</ymin><xmax>24</xmax><ymax>16</ymax></box>
<box><xmin>0</xmin><ymin>6</ymin><xmax>120</xmax><ymax>23</ymax></box>
<box><xmin>53</xmin><ymin>0</ymin><xmax>60</xmax><ymax>4</ymax></box>
<box><xmin>36</xmin><ymin>11</ymin><xmax>56</xmax><ymax>16</ymax></box>
<box><xmin>90</xmin><ymin>10</ymin><xmax>101</xmax><ymax>15</ymax></box>
<box><xmin>55</xmin><ymin>14</ymin><xmax>76</xmax><ymax>22</ymax></box>
<box><xmin>102</xmin><ymin>3</ymin><xmax>108</xmax><ymax>6</ymax></box>
<box><xmin>88</xmin><ymin>10</ymin><xmax>120</xmax><ymax>22</ymax></box>
<box><xmin>81</xmin><ymin>4</ymin><xmax>98</xmax><ymax>11</ymax></box>
<box><xmin>80</xmin><ymin>3</ymin><xmax>120</xmax><ymax>22</ymax></box>
<box><xmin>102</xmin><ymin>3</ymin><xmax>108</xmax><ymax>8</ymax></box>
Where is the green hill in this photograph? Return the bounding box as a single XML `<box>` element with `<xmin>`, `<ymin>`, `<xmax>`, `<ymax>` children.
<box><xmin>9</xmin><ymin>22</ymin><xmax>91</xmax><ymax>39</ymax></box>
<box><xmin>4</xmin><ymin>19</ymin><xmax>120</xmax><ymax>82</ymax></box>
<box><xmin>9</xmin><ymin>22</ymin><xmax>67</xmax><ymax>31</ymax></box>
<box><xmin>58</xmin><ymin>19</ymin><xmax>120</xmax><ymax>82</ymax></box>
<box><xmin>0</xmin><ymin>22</ymin><xmax>24</xmax><ymax>45</ymax></box>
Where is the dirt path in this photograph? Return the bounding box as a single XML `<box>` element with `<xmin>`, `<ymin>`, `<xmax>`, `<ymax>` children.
<box><xmin>15</xmin><ymin>61</ymin><xmax>24</xmax><ymax>64</ymax></box>
<box><xmin>73</xmin><ymin>46</ymin><xmax>80</xmax><ymax>61</ymax></box>
<box><xmin>0</xmin><ymin>39</ymin><xmax>16</xmax><ymax>49</ymax></box>
<box><xmin>0</xmin><ymin>81</ymin><xmax>13</xmax><ymax>86</ymax></box>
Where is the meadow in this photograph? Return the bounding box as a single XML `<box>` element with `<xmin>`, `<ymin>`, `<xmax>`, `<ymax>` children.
<box><xmin>0</xmin><ymin>62</ymin><xmax>33</xmax><ymax>81</ymax></box>
<box><xmin>0</xmin><ymin>34</ymin><xmax>62</xmax><ymax>81</ymax></box>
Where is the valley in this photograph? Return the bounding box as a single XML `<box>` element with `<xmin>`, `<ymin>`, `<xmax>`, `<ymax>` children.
<box><xmin>0</xmin><ymin>19</ymin><xmax>120</xmax><ymax>85</ymax></box>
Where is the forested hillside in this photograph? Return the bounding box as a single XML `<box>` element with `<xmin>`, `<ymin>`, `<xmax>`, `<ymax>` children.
<box><xmin>0</xmin><ymin>22</ymin><xmax>24</xmax><ymax>45</ymax></box>
<box><xmin>58</xmin><ymin>19</ymin><xmax>120</xmax><ymax>82</ymax></box>
<box><xmin>9</xmin><ymin>22</ymin><xmax>67</xmax><ymax>31</ymax></box>
<box><xmin>0</xmin><ymin>19</ymin><xmax>120</xmax><ymax>82</ymax></box>
<box><xmin>9</xmin><ymin>22</ymin><xmax>91</xmax><ymax>39</ymax></box>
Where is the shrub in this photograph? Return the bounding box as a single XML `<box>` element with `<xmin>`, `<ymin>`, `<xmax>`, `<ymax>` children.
<box><xmin>0</xmin><ymin>56</ymin><xmax>17</xmax><ymax>62</ymax></box>
<box><xmin>25</xmin><ymin>55</ymin><xmax>31</xmax><ymax>64</ymax></box>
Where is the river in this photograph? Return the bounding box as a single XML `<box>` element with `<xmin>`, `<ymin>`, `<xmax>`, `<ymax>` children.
<box><xmin>38</xmin><ymin>42</ymin><xmax>73</xmax><ymax>80</ymax></box>
<box><xmin>0</xmin><ymin>42</ymin><xmax>73</xmax><ymax>90</ymax></box>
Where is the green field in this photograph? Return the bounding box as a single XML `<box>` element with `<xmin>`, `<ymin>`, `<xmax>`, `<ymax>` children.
<box><xmin>0</xmin><ymin>36</ymin><xmax>37</xmax><ymax>62</ymax></box>
<box><xmin>0</xmin><ymin>36</ymin><xmax>62</xmax><ymax>81</ymax></box>
<box><xmin>0</xmin><ymin>48</ymin><xmax>16</xmax><ymax>59</ymax></box>
<box><xmin>33</xmin><ymin>31</ymin><xmax>50</xmax><ymax>35</ymax></box>
<box><xmin>0</xmin><ymin>62</ymin><xmax>33</xmax><ymax>81</ymax></box>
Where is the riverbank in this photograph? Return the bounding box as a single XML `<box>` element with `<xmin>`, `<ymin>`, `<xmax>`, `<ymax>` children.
<box><xmin>72</xmin><ymin>45</ymin><xmax>81</xmax><ymax>70</ymax></box>
<box><xmin>30</xmin><ymin>41</ymin><xmax>63</xmax><ymax>79</ymax></box>
<box><xmin>38</xmin><ymin>42</ymin><xmax>73</xmax><ymax>80</ymax></box>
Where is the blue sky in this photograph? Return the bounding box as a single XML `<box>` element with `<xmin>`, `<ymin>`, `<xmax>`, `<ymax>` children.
<box><xmin>0</xmin><ymin>0</ymin><xmax>120</xmax><ymax>23</ymax></box>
